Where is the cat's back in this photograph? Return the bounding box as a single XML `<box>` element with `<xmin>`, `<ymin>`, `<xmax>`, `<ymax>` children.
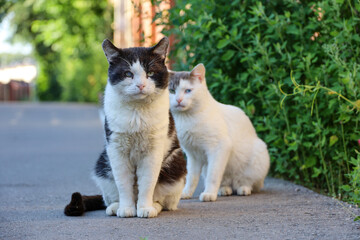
<box><xmin>219</xmin><ymin>102</ymin><xmax>257</xmax><ymax>138</ymax></box>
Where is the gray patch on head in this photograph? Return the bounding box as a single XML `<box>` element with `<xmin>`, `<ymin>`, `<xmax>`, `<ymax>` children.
<box><xmin>169</xmin><ymin>71</ymin><xmax>192</xmax><ymax>90</ymax></box>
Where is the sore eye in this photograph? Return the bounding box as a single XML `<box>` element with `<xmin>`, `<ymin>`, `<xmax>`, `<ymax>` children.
<box><xmin>124</xmin><ymin>71</ymin><xmax>133</xmax><ymax>78</ymax></box>
<box><xmin>147</xmin><ymin>72</ymin><xmax>154</xmax><ymax>77</ymax></box>
<box><xmin>185</xmin><ymin>89</ymin><xmax>192</xmax><ymax>93</ymax></box>
<box><xmin>169</xmin><ymin>89</ymin><xmax>175</xmax><ymax>94</ymax></box>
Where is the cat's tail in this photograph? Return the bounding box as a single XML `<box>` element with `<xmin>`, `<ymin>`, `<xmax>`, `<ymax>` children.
<box><xmin>64</xmin><ymin>192</ymin><xmax>106</xmax><ymax>216</ymax></box>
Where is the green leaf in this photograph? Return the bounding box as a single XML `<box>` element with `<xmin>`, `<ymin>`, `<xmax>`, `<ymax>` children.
<box><xmin>341</xmin><ymin>185</ymin><xmax>351</xmax><ymax>192</ymax></box>
<box><xmin>285</xmin><ymin>11</ymin><xmax>291</xmax><ymax>18</ymax></box>
<box><xmin>353</xmin><ymin>34</ymin><xmax>360</xmax><ymax>42</ymax></box>
<box><xmin>312</xmin><ymin>167</ymin><xmax>322</xmax><ymax>178</ymax></box>
<box><xmin>330</xmin><ymin>31</ymin><xmax>339</xmax><ymax>37</ymax></box>
<box><xmin>305</xmin><ymin>157</ymin><xmax>316</xmax><ymax>168</ymax></box>
<box><xmin>329</xmin><ymin>135</ymin><xmax>339</xmax><ymax>147</ymax></box>
<box><xmin>221</xmin><ymin>50</ymin><xmax>235</xmax><ymax>61</ymax></box>
<box><xmin>230</xmin><ymin>27</ymin><xmax>238</xmax><ymax>37</ymax></box>
<box><xmin>217</xmin><ymin>39</ymin><xmax>230</xmax><ymax>49</ymax></box>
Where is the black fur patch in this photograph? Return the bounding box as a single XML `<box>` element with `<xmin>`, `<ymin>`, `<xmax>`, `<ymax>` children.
<box><xmin>104</xmin><ymin>117</ymin><xmax>112</xmax><ymax>143</ymax></box>
<box><xmin>95</xmin><ymin>149</ymin><xmax>112</xmax><ymax>179</ymax></box>
<box><xmin>158</xmin><ymin>138</ymin><xmax>187</xmax><ymax>184</ymax></box>
<box><xmin>103</xmin><ymin>39</ymin><xmax>169</xmax><ymax>89</ymax></box>
<box><xmin>168</xmin><ymin>111</ymin><xmax>175</xmax><ymax>137</ymax></box>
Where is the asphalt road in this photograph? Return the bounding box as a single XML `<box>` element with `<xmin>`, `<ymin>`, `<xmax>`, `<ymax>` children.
<box><xmin>0</xmin><ymin>103</ymin><xmax>359</xmax><ymax>240</ymax></box>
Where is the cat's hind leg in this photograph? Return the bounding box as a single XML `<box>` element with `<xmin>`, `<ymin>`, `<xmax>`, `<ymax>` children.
<box><xmin>154</xmin><ymin>178</ymin><xmax>185</xmax><ymax>212</ymax></box>
<box><xmin>164</xmin><ymin>181</ymin><xmax>185</xmax><ymax>211</ymax></box>
<box><xmin>232</xmin><ymin>175</ymin><xmax>253</xmax><ymax>196</ymax></box>
<box><xmin>92</xmin><ymin>175</ymin><xmax>119</xmax><ymax>215</ymax></box>
<box><xmin>153</xmin><ymin>202</ymin><xmax>163</xmax><ymax>213</ymax></box>
<box><xmin>236</xmin><ymin>186</ymin><xmax>252</xmax><ymax>196</ymax></box>
<box><xmin>105</xmin><ymin>202</ymin><xmax>119</xmax><ymax>216</ymax></box>
<box><xmin>218</xmin><ymin>176</ymin><xmax>233</xmax><ymax>196</ymax></box>
<box><xmin>218</xmin><ymin>186</ymin><xmax>233</xmax><ymax>196</ymax></box>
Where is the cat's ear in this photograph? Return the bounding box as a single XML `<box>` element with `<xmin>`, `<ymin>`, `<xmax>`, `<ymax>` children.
<box><xmin>168</xmin><ymin>70</ymin><xmax>175</xmax><ymax>80</ymax></box>
<box><xmin>190</xmin><ymin>63</ymin><xmax>206</xmax><ymax>82</ymax></box>
<box><xmin>151</xmin><ymin>37</ymin><xmax>169</xmax><ymax>59</ymax></box>
<box><xmin>102</xmin><ymin>39</ymin><xmax>120</xmax><ymax>63</ymax></box>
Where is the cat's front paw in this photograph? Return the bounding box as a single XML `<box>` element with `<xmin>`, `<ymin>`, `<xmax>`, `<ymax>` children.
<box><xmin>199</xmin><ymin>192</ymin><xmax>217</xmax><ymax>202</ymax></box>
<box><xmin>137</xmin><ymin>206</ymin><xmax>158</xmax><ymax>218</ymax></box>
<box><xmin>237</xmin><ymin>186</ymin><xmax>252</xmax><ymax>196</ymax></box>
<box><xmin>106</xmin><ymin>202</ymin><xmax>119</xmax><ymax>216</ymax></box>
<box><xmin>116</xmin><ymin>206</ymin><xmax>137</xmax><ymax>218</ymax></box>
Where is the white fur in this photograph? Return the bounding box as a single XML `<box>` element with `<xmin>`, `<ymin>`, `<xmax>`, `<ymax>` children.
<box><xmin>170</xmin><ymin>64</ymin><xmax>270</xmax><ymax>201</ymax></box>
<box><xmin>93</xmin><ymin>60</ymin><xmax>184</xmax><ymax>218</ymax></box>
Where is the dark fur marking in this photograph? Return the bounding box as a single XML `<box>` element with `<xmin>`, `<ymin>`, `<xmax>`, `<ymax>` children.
<box><xmin>95</xmin><ymin>149</ymin><xmax>112</xmax><ymax>179</ymax></box>
<box><xmin>158</xmin><ymin>139</ymin><xmax>187</xmax><ymax>184</ymax></box>
<box><xmin>104</xmin><ymin>117</ymin><xmax>112</xmax><ymax>143</ymax></box>
<box><xmin>169</xmin><ymin>71</ymin><xmax>191</xmax><ymax>90</ymax></box>
<box><xmin>168</xmin><ymin>111</ymin><xmax>175</xmax><ymax>138</ymax></box>
<box><xmin>103</xmin><ymin>39</ymin><xmax>169</xmax><ymax>89</ymax></box>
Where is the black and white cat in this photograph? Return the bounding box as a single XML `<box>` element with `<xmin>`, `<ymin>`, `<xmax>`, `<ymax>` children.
<box><xmin>65</xmin><ymin>37</ymin><xmax>187</xmax><ymax>218</ymax></box>
<box><xmin>168</xmin><ymin>64</ymin><xmax>270</xmax><ymax>202</ymax></box>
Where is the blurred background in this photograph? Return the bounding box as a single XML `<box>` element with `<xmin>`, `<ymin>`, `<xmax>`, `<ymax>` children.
<box><xmin>0</xmin><ymin>0</ymin><xmax>359</xmax><ymax>209</ymax></box>
<box><xmin>0</xmin><ymin>0</ymin><xmax>172</xmax><ymax>102</ymax></box>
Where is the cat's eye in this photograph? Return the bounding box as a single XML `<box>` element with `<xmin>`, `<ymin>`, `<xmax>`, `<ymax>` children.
<box><xmin>185</xmin><ymin>89</ymin><xmax>192</xmax><ymax>93</ymax></box>
<box><xmin>169</xmin><ymin>89</ymin><xmax>175</xmax><ymax>94</ymax></box>
<box><xmin>124</xmin><ymin>71</ymin><xmax>133</xmax><ymax>78</ymax></box>
<box><xmin>147</xmin><ymin>72</ymin><xmax>154</xmax><ymax>77</ymax></box>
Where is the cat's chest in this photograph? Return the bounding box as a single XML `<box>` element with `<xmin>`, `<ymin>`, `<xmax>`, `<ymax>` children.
<box><xmin>106</xmin><ymin>105</ymin><xmax>164</xmax><ymax>134</ymax></box>
<box><xmin>110</xmin><ymin>131</ymin><xmax>153</xmax><ymax>159</ymax></box>
<box><xmin>175</xmin><ymin>116</ymin><xmax>206</xmax><ymax>148</ymax></box>
<box><xmin>174</xmin><ymin>112</ymin><xmax>228</xmax><ymax>150</ymax></box>
<box><xmin>112</xmin><ymin>109</ymin><xmax>146</xmax><ymax>131</ymax></box>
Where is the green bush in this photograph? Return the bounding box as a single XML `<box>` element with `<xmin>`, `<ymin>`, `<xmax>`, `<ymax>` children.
<box><xmin>9</xmin><ymin>0</ymin><xmax>112</xmax><ymax>102</ymax></box>
<box><xmin>156</xmin><ymin>0</ymin><xmax>360</xmax><ymax>204</ymax></box>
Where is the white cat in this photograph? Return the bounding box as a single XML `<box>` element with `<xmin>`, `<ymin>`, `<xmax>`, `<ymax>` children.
<box><xmin>91</xmin><ymin>37</ymin><xmax>187</xmax><ymax>218</ymax></box>
<box><xmin>168</xmin><ymin>64</ymin><xmax>270</xmax><ymax>202</ymax></box>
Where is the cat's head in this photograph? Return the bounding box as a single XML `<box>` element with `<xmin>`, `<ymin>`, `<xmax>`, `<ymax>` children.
<box><xmin>169</xmin><ymin>63</ymin><xmax>206</xmax><ymax>112</ymax></box>
<box><xmin>102</xmin><ymin>37</ymin><xmax>169</xmax><ymax>101</ymax></box>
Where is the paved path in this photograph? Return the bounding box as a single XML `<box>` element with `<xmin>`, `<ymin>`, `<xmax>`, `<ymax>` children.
<box><xmin>0</xmin><ymin>103</ymin><xmax>359</xmax><ymax>240</ymax></box>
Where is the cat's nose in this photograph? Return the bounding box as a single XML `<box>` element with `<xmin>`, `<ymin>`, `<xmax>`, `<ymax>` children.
<box><xmin>176</xmin><ymin>98</ymin><xmax>183</xmax><ymax>104</ymax></box>
<box><xmin>137</xmin><ymin>84</ymin><xmax>145</xmax><ymax>91</ymax></box>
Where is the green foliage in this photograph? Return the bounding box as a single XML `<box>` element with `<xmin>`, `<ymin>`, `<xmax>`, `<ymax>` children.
<box><xmin>341</xmin><ymin>150</ymin><xmax>360</xmax><ymax>205</ymax></box>
<box><xmin>8</xmin><ymin>0</ymin><xmax>113</xmax><ymax>102</ymax></box>
<box><xmin>157</xmin><ymin>0</ymin><xmax>360</xmax><ymax>203</ymax></box>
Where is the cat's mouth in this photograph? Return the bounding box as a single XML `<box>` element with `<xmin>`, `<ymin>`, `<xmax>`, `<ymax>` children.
<box><xmin>133</xmin><ymin>91</ymin><xmax>147</xmax><ymax>96</ymax></box>
<box><xmin>175</xmin><ymin>104</ymin><xmax>186</xmax><ymax>109</ymax></box>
